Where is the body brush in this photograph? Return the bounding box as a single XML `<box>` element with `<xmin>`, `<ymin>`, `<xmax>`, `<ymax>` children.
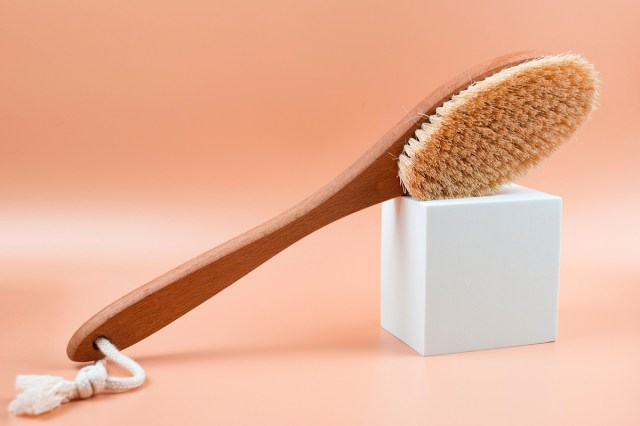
<box><xmin>68</xmin><ymin>51</ymin><xmax>599</xmax><ymax>362</ymax></box>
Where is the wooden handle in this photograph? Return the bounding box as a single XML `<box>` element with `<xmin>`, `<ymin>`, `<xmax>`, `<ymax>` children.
<box><xmin>67</xmin><ymin>50</ymin><xmax>543</xmax><ymax>361</ymax></box>
<box><xmin>67</xmin><ymin>133</ymin><xmax>405</xmax><ymax>361</ymax></box>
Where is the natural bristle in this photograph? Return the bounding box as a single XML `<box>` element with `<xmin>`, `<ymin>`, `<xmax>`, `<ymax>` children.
<box><xmin>398</xmin><ymin>53</ymin><xmax>600</xmax><ymax>200</ymax></box>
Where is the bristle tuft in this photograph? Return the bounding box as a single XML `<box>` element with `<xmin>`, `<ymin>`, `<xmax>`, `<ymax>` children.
<box><xmin>398</xmin><ymin>53</ymin><xmax>600</xmax><ymax>200</ymax></box>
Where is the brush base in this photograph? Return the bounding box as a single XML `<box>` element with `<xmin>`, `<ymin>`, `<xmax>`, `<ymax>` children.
<box><xmin>380</xmin><ymin>185</ymin><xmax>561</xmax><ymax>356</ymax></box>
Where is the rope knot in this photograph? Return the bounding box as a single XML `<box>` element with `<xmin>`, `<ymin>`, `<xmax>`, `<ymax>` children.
<box><xmin>9</xmin><ymin>337</ymin><xmax>145</xmax><ymax>416</ymax></box>
<box><xmin>74</xmin><ymin>360</ymin><xmax>107</xmax><ymax>399</ymax></box>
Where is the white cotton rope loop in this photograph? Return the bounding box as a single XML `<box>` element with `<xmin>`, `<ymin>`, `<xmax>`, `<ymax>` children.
<box><xmin>8</xmin><ymin>337</ymin><xmax>145</xmax><ymax>416</ymax></box>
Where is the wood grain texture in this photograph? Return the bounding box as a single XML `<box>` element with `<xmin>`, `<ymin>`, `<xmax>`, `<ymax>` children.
<box><xmin>67</xmin><ymin>51</ymin><xmax>543</xmax><ymax>361</ymax></box>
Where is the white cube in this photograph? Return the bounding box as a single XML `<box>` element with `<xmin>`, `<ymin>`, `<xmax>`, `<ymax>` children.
<box><xmin>380</xmin><ymin>185</ymin><xmax>561</xmax><ymax>356</ymax></box>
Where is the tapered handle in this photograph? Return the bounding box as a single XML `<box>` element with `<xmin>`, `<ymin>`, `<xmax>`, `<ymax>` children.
<box><xmin>67</xmin><ymin>147</ymin><xmax>404</xmax><ymax>361</ymax></box>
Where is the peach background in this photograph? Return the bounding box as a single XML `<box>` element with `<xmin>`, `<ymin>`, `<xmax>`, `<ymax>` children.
<box><xmin>1</xmin><ymin>0</ymin><xmax>639</xmax><ymax>425</ymax></box>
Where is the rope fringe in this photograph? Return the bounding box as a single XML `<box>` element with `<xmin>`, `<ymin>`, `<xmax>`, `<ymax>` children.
<box><xmin>8</xmin><ymin>337</ymin><xmax>145</xmax><ymax>416</ymax></box>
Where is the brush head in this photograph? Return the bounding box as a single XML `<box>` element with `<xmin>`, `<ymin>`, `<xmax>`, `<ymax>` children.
<box><xmin>398</xmin><ymin>54</ymin><xmax>599</xmax><ymax>200</ymax></box>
